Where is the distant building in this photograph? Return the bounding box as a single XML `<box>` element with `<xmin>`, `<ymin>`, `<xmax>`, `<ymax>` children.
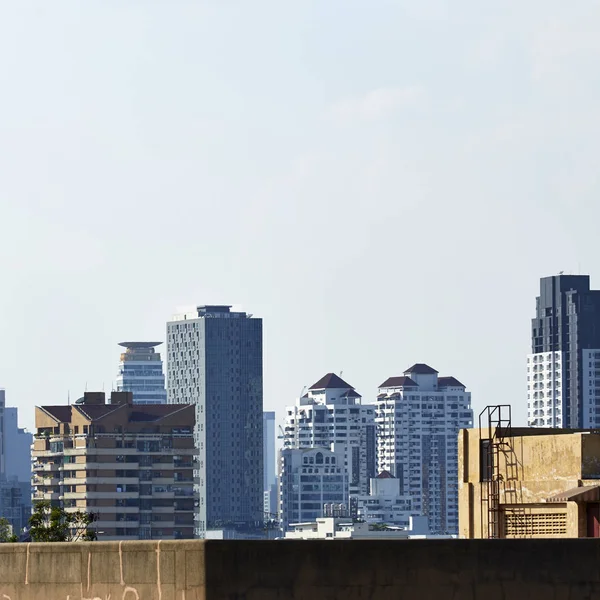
<box><xmin>283</xmin><ymin>373</ymin><xmax>376</xmax><ymax>508</ymax></box>
<box><xmin>263</xmin><ymin>411</ymin><xmax>277</xmax><ymax>517</ymax></box>
<box><xmin>0</xmin><ymin>389</ymin><xmax>4</xmax><ymax>476</ymax></box>
<box><xmin>284</xmin><ymin>516</ymin><xmax>434</xmax><ymax>540</ymax></box>
<box><xmin>356</xmin><ymin>471</ymin><xmax>418</xmax><ymax>528</ymax></box>
<box><xmin>32</xmin><ymin>391</ymin><xmax>197</xmax><ymax>540</ymax></box>
<box><xmin>279</xmin><ymin>446</ymin><xmax>348</xmax><ymax>532</ymax></box>
<box><xmin>3</xmin><ymin>405</ymin><xmax>33</xmax><ymax>529</ymax></box>
<box><xmin>0</xmin><ymin>391</ymin><xmax>31</xmax><ymax>533</ymax></box>
<box><xmin>376</xmin><ymin>364</ymin><xmax>473</xmax><ymax>534</ymax></box>
<box><xmin>528</xmin><ymin>275</ymin><xmax>600</xmax><ymax>428</ymax></box>
<box><xmin>459</xmin><ymin>422</ymin><xmax>600</xmax><ymax>538</ymax></box>
<box><xmin>116</xmin><ymin>342</ymin><xmax>167</xmax><ymax>404</ymax></box>
<box><xmin>167</xmin><ymin>305</ymin><xmax>263</xmax><ymax>537</ymax></box>
<box><xmin>0</xmin><ymin>477</ymin><xmax>24</xmax><ymax>534</ymax></box>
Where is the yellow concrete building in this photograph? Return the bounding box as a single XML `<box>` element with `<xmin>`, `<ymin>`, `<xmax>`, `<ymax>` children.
<box><xmin>459</xmin><ymin>417</ymin><xmax>600</xmax><ymax>538</ymax></box>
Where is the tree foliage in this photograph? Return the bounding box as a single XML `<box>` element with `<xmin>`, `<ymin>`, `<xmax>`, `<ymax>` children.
<box><xmin>29</xmin><ymin>501</ymin><xmax>97</xmax><ymax>542</ymax></box>
<box><xmin>0</xmin><ymin>517</ymin><xmax>18</xmax><ymax>543</ymax></box>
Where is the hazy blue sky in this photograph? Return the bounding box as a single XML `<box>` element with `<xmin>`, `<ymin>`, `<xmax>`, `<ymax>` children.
<box><xmin>1</xmin><ymin>1</ymin><xmax>599</xmax><ymax>431</ymax></box>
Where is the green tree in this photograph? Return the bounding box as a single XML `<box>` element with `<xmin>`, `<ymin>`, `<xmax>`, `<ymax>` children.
<box><xmin>0</xmin><ymin>517</ymin><xmax>18</xmax><ymax>543</ymax></box>
<box><xmin>29</xmin><ymin>501</ymin><xmax>97</xmax><ymax>542</ymax></box>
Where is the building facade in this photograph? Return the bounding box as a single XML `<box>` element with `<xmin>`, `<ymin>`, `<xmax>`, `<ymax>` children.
<box><xmin>279</xmin><ymin>446</ymin><xmax>348</xmax><ymax>532</ymax></box>
<box><xmin>376</xmin><ymin>364</ymin><xmax>473</xmax><ymax>534</ymax></box>
<box><xmin>116</xmin><ymin>342</ymin><xmax>167</xmax><ymax>405</ymax></box>
<box><xmin>459</xmin><ymin>425</ymin><xmax>600</xmax><ymax>538</ymax></box>
<box><xmin>528</xmin><ymin>275</ymin><xmax>600</xmax><ymax>429</ymax></box>
<box><xmin>263</xmin><ymin>411</ymin><xmax>277</xmax><ymax>517</ymax></box>
<box><xmin>283</xmin><ymin>373</ymin><xmax>376</xmax><ymax>508</ymax></box>
<box><xmin>32</xmin><ymin>391</ymin><xmax>197</xmax><ymax>540</ymax></box>
<box><xmin>167</xmin><ymin>305</ymin><xmax>263</xmax><ymax>537</ymax></box>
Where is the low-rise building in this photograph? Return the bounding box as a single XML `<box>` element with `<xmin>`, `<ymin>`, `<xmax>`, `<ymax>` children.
<box><xmin>356</xmin><ymin>471</ymin><xmax>418</xmax><ymax>527</ymax></box>
<box><xmin>284</xmin><ymin>516</ymin><xmax>437</xmax><ymax>540</ymax></box>
<box><xmin>32</xmin><ymin>391</ymin><xmax>197</xmax><ymax>540</ymax></box>
<box><xmin>460</xmin><ymin>415</ymin><xmax>600</xmax><ymax>538</ymax></box>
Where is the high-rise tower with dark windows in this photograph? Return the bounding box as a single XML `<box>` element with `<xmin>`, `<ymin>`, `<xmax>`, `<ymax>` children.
<box><xmin>528</xmin><ymin>275</ymin><xmax>600</xmax><ymax>428</ymax></box>
<box><xmin>167</xmin><ymin>305</ymin><xmax>263</xmax><ymax>538</ymax></box>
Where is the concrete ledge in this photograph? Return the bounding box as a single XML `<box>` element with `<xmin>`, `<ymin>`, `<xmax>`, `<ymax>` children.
<box><xmin>1</xmin><ymin>539</ymin><xmax>600</xmax><ymax>599</ymax></box>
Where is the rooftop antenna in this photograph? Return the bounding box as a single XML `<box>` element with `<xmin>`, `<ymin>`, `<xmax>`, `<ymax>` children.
<box><xmin>67</xmin><ymin>391</ymin><xmax>70</xmax><ymax>406</ymax></box>
<box><xmin>339</xmin><ymin>371</ymin><xmax>343</xmax><ymax>378</ymax></box>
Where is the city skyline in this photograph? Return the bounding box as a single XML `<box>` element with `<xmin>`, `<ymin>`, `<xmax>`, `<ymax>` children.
<box><xmin>0</xmin><ymin>276</ymin><xmax>589</xmax><ymax>432</ymax></box>
<box><xmin>3</xmin><ymin>1</ymin><xmax>598</xmax><ymax>435</ymax></box>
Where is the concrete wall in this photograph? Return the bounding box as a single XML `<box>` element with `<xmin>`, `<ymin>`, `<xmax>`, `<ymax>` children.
<box><xmin>3</xmin><ymin>539</ymin><xmax>600</xmax><ymax>599</ymax></box>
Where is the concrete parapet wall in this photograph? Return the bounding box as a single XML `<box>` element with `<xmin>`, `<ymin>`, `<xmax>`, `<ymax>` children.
<box><xmin>2</xmin><ymin>539</ymin><xmax>600</xmax><ymax>599</ymax></box>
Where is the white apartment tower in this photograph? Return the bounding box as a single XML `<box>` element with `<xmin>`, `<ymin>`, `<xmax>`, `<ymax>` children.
<box><xmin>375</xmin><ymin>364</ymin><xmax>473</xmax><ymax>535</ymax></box>
<box><xmin>282</xmin><ymin>373</ymin><xmax>376</xmax><ymax>508</ymax></box>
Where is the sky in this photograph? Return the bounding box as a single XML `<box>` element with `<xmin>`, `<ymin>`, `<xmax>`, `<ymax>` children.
<box><xmin>1</xmin><ymin>1</ymin><xmax>600</xmax><ymax>431</ymax></box>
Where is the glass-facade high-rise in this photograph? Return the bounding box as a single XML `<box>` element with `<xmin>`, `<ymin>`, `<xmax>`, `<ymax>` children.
<box><xmin>116</xmin><ymin>342</ymin><xmax>167</xmax><ymax>405</ymax></box>
<box><xmin>167</xmin><ymin>305</ymin><xmax>263</xmax><ymax>537</ymax></box>
<box><xmin>528</xmin><ymin>275</ymin><xmax>600</xmax><ymax>428</ymax></box>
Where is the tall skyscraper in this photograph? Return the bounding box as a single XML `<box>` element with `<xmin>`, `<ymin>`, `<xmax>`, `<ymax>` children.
<box><xmin>167</xmin><ymin>305</ymin><xmax>263</xmax><ymax>537</ymax></box>
<box><xmin>263</xmin><ymin>411</ymin><xmax>277</xmax><ymax>517</ymax></box>
<box><xmin>116</xmin><ymin>342</ymin><xmax>167</xmax><ymax>404</ymax></box>
<box><xmin>528</xmin><ymin>275</ymin><xmax>600</xmax><ymax>428</ymax></box>
<box><xmin>283</xmin><ymin>373</ymin><xmax>376</xmax><ymax>501</ymax></box>
<box><xmin>375</xmin><ymin>364</ymin><xmax>473</xmax><ymax>534</ymax></box>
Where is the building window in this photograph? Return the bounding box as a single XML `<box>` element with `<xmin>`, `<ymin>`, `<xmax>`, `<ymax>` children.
<box><xmin>480</xmin><ymin>439</ymin><xmax>492</xmax><ymax>482</ymax></box>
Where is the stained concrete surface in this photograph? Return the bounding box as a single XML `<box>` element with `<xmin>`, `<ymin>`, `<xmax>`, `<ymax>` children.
<box><xmin>1</xmin><ymin>538</ymin><xmax>600</xmax><ymax>599</ymax></box>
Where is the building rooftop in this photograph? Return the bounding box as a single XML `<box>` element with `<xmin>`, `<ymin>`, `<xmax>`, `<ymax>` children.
<box><xmin>437</xmin><ymin>376</ymin><xmax>465</xmax><ymax>388</ymax></box>
<box><xmin>118</xmin><ymin>342</ymin><xmax>163</xmax><ymax>349</ymax></box>
<box><xmin>309</xmin><ymin>373</ymin><xmax>354</xmax><ymax>390</ymax></box>
<box><xmin>379</xmin><ymin>376</ymin><xmax>419</xmax><ymax>388</ymax></box>
<box><xmin>403</xmin><ymin>363</ymin><xmax>439</xmax><ymax>375</ymax></box>
<box><xmin>38</xmin><ymin>394</ymin><xmax>192</xmax><ymax>424</ymax></box>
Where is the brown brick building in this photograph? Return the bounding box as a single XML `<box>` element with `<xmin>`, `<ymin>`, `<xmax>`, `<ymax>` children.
<box><xmin>32</xmin><ymin>391</ymin><xmax>197</xmax><ymax>540</ymax></box>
